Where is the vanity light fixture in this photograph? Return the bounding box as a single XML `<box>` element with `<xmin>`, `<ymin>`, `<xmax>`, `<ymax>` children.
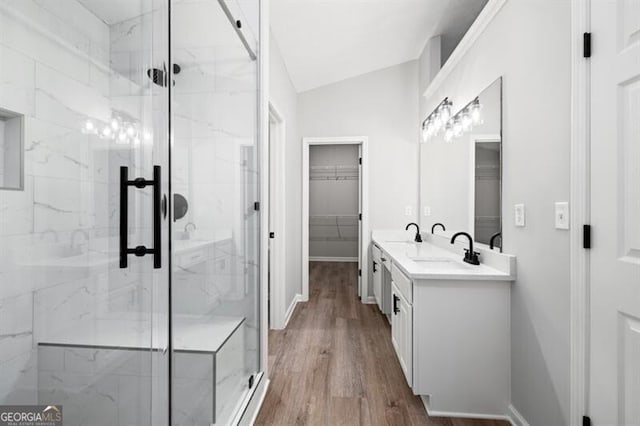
<box><xmin>82</xmin><ymin>113</ymin><xmax>146</xmax><ymax>145</ymax></box>
<box><xmin>449</xmin><ymin>96</ymin><xmax>483</xmax><ymax>141</ymax></box>
<box><xmin>421</xmin><ymin>97</ymin><xmax>453</xmax><ymax>142</ymax></box>
<box><xmin>422</xmin><ymin>96</ymin><xmax>483</xmax><ymax>143</ymax></box>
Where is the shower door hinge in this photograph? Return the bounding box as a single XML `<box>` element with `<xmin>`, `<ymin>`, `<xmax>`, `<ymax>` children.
<box><xmin>359</xmin><ymin>213</ymin><xmax>362</xmax><ymax>220</ymax></box>
<box><xmin>583</xmin><ymin>415</ymin><xmax>591</xmax><ymax>426</ymax></box>
<box><xmin>359</xmin><ymin>157</ymin><xmax>362</xmax><ymax>165</ymax></box>
<box><xmin>269</xmin><ymin>232</ymin><xmax>275</xmax><ymax>239</ymax></box>
<box><xmin>583</xmin><ymin>32</ymin><xmax>592</xmax><ymax>58</ymax></box>
<box><xmin>248</xmin><ymin>374</ymin><xmax>255</xmax><ymax>389</ymax></box>
<box><xmin>358</xmin><ymin>269</ymin><xmax>362</xmax><ymax>277</ymax></box>
<box><xmin>254</xmin><ymin>201</ymin><xmax>260</xmax><ymax>211</ymax></box>
<box><xmin>583</xmin><ymin>224</ymin><xmax>591</xmax><ymax>249</ymax></box>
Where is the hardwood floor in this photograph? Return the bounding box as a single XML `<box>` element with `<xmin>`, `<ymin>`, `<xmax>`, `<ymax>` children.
<box><xmin>255</xmin><ymin>262</ymin><xmax>509</xmax><ymax>426</ymax></box>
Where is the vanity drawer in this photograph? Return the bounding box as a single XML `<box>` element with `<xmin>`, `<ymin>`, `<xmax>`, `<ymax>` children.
<box><xmin>391</xmin><ymin>264</ymin><xmax>412</xmax><ymax>304</ymax></box>
<box><xmin>177</xmin><ymin>249</ymin><xmax>207</xmax><ymax>268</ymax></box>
<box><xmin>372</xmin><ymin>245</ymin><xmax>381</xmax><ymax>262</ymax></box>
<box><xmin>380</xmin><ymin>251</ymin><xmax>390</xmax><ymax>270</ymax></box>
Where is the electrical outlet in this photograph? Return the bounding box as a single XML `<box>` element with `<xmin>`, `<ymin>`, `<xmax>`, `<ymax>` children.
<box><xmin>423</xmin><ymin>206</ymin><xmax>431</xmax><ymax>217</ymax></box>
<box><xmin>514</xmin><ymin>204</ymin><xmax>525</xmax><ymax>227</ymax></box>
<box><xmin>405</xmin><ymin>205</ymin><xmax>413</xmax><ymax>216</ymax></box>
<box><xmin>555</xmin><ymin>202</ymin><xmax>570</xmax><ymax>229</ymax></box>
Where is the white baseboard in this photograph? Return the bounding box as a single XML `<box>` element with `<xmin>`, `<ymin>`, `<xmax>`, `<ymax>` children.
<box><xmin>420</xmin><ymin>396</ymin><xmax>513</xmax><ymax>423</ymax></box>
<box><xmin>309</xmin><ymin>256</ymin><xmax>358</xmax><ymax>262</ymax></box>
<box><xmin>362</xmin><ymin>296</ymin><xmax>377</xmax><ymax>304</ymax></box>
<box><xmin>283</xmin><ymin>294</ymin><xmax>302</xmax><ymax>328</ymax></box>
<box><xmin>508</xmin><ymin>404</ymin><xmax>530</xmax><ymax>426</ymax></box>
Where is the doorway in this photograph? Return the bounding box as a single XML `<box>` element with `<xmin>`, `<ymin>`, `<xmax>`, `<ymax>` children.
<box><xmin>571</xmin><ymin>1</ymin><xmax>640</xmax><ymax>424</ymax></box>
<box><xmin>302</xmin><ymin>137</ymin><xmax>369</xmax><ymax>302</ymax></box>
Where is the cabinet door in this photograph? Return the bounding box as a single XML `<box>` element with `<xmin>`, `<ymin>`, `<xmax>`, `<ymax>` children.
<box><xmin>373</xmin><ymin>260</ymin><xmax>382</xmax><ymax>308</ymax></box>
<box><xmin>391</xmin><ymin>283</ymin><xmax>412</xmax><ymax>387</ymax></box>
<box><xmin>391</xmin><ymin>283</ymin><xmax>401</xmax><ymax>360</ymax></box>
<box><xmin>399</xmin><ymin>293</ymin><xmax>413</xmax><ymax>387</ymax></box>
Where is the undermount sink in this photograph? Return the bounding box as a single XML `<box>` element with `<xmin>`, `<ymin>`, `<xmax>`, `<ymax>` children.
<box><xmin>407</xmin><ymin>256</ymin><xmax>452</xmax><ymax>262</ymax></box>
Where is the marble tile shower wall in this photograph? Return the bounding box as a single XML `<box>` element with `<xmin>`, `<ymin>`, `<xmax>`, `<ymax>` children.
<box><xmin>0</xmin><ymin>0</ymin><xmax>156</xmax><ymax>403</ymax></box>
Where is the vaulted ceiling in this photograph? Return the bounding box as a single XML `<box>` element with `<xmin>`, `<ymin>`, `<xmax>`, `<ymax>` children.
<box><xmin>271</xmin><ymin>0</ymin><xmax>488</xmax><ymax>92</ymax></box>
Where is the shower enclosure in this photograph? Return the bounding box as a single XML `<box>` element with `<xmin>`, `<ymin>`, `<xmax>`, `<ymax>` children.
<box><xmin>0</xmin><ymin>0</ymin><xmax>262</xmax><ymax>424</ymax></box>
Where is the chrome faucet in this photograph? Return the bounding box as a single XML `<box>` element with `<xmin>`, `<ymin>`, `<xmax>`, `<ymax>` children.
<box><xmin>450</xmin><ymin>232</ymin><xmax>480</xmax><ymax>265</ymax></box>
<box><xmin>405</xmin><ymin>222</ymin><xmax>422</xmax><ymax>243</ymax></box>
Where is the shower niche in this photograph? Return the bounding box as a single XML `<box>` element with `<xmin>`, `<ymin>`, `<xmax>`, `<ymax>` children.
<box><xmin>0</xmin><ymin>108</ymin><xmax>23</xmax><ymax>190</ymax></box>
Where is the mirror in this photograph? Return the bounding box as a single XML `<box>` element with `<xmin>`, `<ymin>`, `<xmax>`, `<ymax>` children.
<box><xmin>420</xmin><ymin>77</ymin><xmax>502</xmax><ymax>249</ymax></box>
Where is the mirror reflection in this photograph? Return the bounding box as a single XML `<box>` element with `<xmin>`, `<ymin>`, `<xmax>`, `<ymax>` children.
<box><xmin>420</xmin><ymin>77</ymin><xmax>502</xmax><ymax>249</ymax></box>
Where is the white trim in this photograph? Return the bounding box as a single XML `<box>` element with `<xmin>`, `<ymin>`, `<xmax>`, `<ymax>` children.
<box><xmin>302</xmin><ymin>136</ymin><xmax>370</xmax><ymax>303</ymax></box>
<box><xmin>258</xmin><ymin>0</ymin><xmax>270</xmax><ymax>384</ymax></box>
<box><xmin>508</xmin><ymin>404</ymin><xmax>530</xmax><ymax>426</ymax></box>
<box><xmin>569</xmin><ymin>0</ymin><xmax>590</xmax><ymax>425</ymax></box>
<box><xmin>420</xmin><ymin>396</ymin><xmax>512</xmax><ymax>423</ymax></box>
<box><xmin>309</xmin><ymin>256</ymin><xmax>358</xmax><ymax>262</ymax></box>
<box><xmin>268</xmin><ymin>102</ymin><xmax>288</xmax><ymax>330</ymax></box>
<box><xmin>237</xmin><ymin>375</ymin><xmax>270</xmax><ymax>425</ymax></box>
<box><xmin>362</xmin><ymin>296</ymin><xmax>377</xmax><ymax>304</ymax></box>
<box><xmin>422</xmin><ymin>0</ymin><xmax>507</xmax><ymax>101</ymax></box>
<box><xmin>283</xmin><ymin>294</ymin><xmax>302</xmax><ymax>329</ymax></box>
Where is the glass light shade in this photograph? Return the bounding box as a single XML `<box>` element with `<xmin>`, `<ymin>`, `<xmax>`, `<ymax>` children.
<box><xmin>110</xmin><ymin>118</ymin><xmax>120</xmax><ymax>131</ymax></box>
<box><xmin>100</xmin><ymin>126</ymin><xmax>113</xmax><ymax>139</ymax></box>
<box><xmin>125</xmin><ymin>124</ymin><xmax>136</xmax><ymax>137</ymax></box>
<box><xmin>462</xmin><ymin>110</ymin><xmax>472</xmax><ymax>131</ymax></box>
<box><xmin>453</xmin><ymin>118</ymin><xmax>463</xmax><ymax>137</ymax></box>
<box><xmin>440</xmin><ymin>103</ymin><xmax>451</xmax><ymax>123</ymax></box>
<box><xmin>82</xmin><ymin>119</ymin><xmax>97</xmax><ymax>135</ymax></box>
<box><xmin>471</xmin><ymin>100</ymin><xmax>482</xmax><ymax>124</ymax></box>
<box><xmin>444</xmin><ymin>122</ymin><xmax>453</xmax><ymax>143</ymax></box>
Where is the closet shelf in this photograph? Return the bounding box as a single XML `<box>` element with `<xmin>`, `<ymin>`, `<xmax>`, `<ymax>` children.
<box><xmin>310</xmin><ymin>165</ymin><xmax>359</xmax><ymax>181</ymax></box>
<box><xmin>309</xmin><ymin>214</ymin><xmax>359</xmax><ymax>242</ymax></box>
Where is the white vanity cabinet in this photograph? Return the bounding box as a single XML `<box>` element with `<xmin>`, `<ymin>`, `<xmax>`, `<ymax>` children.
<box><xmin>371</xmin><ymin>231</ymin><xmax>516</xmax><ymax>419</ymax></box>
<box><xmin>391</xmin><ymin>267</ymin><xmax>413</xmax><ymax>386</ymax></box>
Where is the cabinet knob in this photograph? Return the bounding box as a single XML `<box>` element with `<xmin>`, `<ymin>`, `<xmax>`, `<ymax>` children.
<box><xmin>393</xmin><ymin>295</ymin><xmax>400</xmax><ymax>314</ymax></box>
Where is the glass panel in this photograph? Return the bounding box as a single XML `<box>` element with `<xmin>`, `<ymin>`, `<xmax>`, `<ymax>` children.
<box><xmin>0</xmin><ymin>1</ymin><xmax>170</xmax><ymax>424</ymax></box>
<box><xmin>170</xmin><ymin>0</ymin><xmax>261</xmax><ymax>424</ymax></box>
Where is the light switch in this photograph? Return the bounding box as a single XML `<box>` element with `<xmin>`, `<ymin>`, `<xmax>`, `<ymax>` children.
<box><xmin>514</xmin><ymin>204</ymin><xmax>525</xmax><ymax>227</ymax></box>
<box><xmin>423</xmin><ymin>206</ymin><xmax>431</xmax><ymax>217</ymax></box>
<box><xmin>405</xmin><ymin>205</ymin><xmax>413</xmax><ymax>216</ymax></box>
<box><xmin>555</xmin><ymin>202</ymin><xmax>570</xmax><ymax>229</ymax></box>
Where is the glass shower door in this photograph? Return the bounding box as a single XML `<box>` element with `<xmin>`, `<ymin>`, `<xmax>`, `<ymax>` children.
<box><xmin>0</xmin><ymin>1</ymin><xmax>170</xmax><ymax>424</ymax></box>
<box><xmin>170</xmin><ymin>0</ymin><xmax>261</xmax><ymax>424</ymax></box>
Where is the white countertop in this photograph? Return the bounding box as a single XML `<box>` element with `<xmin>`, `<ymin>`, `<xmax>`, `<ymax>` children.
<box><xmin>372</xmin><ymin>230</ymin><xmax>515</xmax><ymax>281</ymax></box>
<box><xmin>38</xmin><ymin>314</ymin><xmax>245</xmax><ymax>353</ymax></box>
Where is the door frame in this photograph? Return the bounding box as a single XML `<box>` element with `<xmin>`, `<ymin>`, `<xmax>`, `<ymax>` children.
<box><xmin>569</xmin><ymin>0</ymin><xmax>590</xmax><ymax>424</ymax></box>
<box><xmin>268</xmin><ymin>102</ymin><xmax>287</xmax><ymax>329</ymax></box>
<box><xmin>301</xmin><ymin>136</ymin><xmax>370</xmax><ymax>303</ymax></box>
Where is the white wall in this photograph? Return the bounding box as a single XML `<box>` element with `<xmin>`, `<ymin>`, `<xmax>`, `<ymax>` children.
<box><xmin>269</xmin><ymin>34</ymin><xmax>300</xmax><ymax>308</ymax></box>
<box><xmin>420</xmin><ymin>1</ymin><xmax>571</xmax><ymax>424</ymax></box>
<box><xmin>418</xmin><ymin>36</ymin><xmax>442</xmax><ymax>119</ymax></box>
<box><xmin>298</xmin><ymin>61</ymin><xmax>419</xmax><ymax>298</ymax></box>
